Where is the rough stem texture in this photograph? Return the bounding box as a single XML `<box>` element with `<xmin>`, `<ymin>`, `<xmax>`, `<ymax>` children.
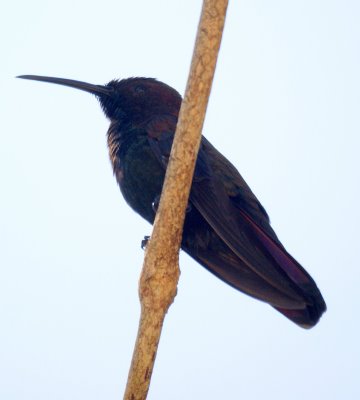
<box><xmin>123</xmin><ymin>1</ymin><xmax>228</xmax><ymax>399</ymax></box>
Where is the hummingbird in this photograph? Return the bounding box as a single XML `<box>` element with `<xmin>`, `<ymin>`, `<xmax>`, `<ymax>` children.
<box><xmin>17</xmin><ymin>74</ymin><xmax>326</xmax><ymax>328</ymax></box>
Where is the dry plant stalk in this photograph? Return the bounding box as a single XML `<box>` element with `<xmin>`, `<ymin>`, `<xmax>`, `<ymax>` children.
<box><xmin>123</xmin><ymin>0</ymin><xmax>229</xmax><ymax>398</ymax></box>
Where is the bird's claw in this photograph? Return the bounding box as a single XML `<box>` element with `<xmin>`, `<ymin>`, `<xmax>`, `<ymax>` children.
<box><xmin>152</xmin><ymin>194</ymin><xmax>192</xmax><ymax>214</ymax></box>
<box><xmin>152</xmin><ymin>195</ymin><xmax>161</xmax><ymax>213</ymax></box>
<box><xmin>141</xmin><ymin>235</ymin><xmax>150</xmax><ymax>250</ymax></box>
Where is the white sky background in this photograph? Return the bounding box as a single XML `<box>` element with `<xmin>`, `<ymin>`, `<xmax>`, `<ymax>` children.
<box><xmin>1</xmin><ymin>1</ymin><xmax>359</xmax><ymax>399</ymax></box>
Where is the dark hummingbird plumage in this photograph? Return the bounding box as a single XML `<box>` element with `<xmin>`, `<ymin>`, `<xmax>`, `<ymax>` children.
<box><xmin>18</xmin><ymin>74</ymin><xmax>326</xmax><ymax>328</ymax></box>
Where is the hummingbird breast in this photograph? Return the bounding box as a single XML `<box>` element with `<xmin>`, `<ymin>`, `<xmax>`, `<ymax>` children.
<box><xmin>107</xmin><ymin>121</ymin><xmax>166</xmax><ymax>223</ymax></box>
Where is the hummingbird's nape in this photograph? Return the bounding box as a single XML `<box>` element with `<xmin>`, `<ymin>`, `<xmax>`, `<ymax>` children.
<box><xmin>17</xmin><ymin>75</ymin><xmax>112</xmax><ymax>97</ymax></box>
<box><xmin>18</xmin><ymin>73</ymin><xmax>326</xmax><ymax>328</ymax></box>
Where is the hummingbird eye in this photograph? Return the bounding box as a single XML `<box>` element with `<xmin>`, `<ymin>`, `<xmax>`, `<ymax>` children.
<box><xmin>134</xmin><ymin>85</ymin><xmax>146</xmax><ymax>95</ymax></box>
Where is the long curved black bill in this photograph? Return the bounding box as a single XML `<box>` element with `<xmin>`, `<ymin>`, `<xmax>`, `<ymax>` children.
<box><xmin>17</xmin><ymin>75</ymin><xmax>112</xmax><ymax>97</ymax></box>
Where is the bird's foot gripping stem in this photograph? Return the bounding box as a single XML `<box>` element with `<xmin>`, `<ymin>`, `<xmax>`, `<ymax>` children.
<box><xmin>152</xmin><ymin>195</ymin><xmax>192</xmax><ymax>214</ymax></box>
<box><xmin>141</xmin><ymin>235</ymin><xmax>150</xmax><ymax>250</ymax></box>
<box><xmin>152</xmin><ymin>195</ymin><xmax>161</xmax><ymax>213</ymax></box>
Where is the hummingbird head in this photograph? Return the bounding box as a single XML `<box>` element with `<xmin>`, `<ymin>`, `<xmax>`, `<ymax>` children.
<box><xmin>17</xmin><ymin>75</ymin><xmax>182</xmax><ymax>124</ymax></box>
<box><xmin>102</xmin><ymin>78</ymin><xmax>182</xmax><ymax>122</ymax></box>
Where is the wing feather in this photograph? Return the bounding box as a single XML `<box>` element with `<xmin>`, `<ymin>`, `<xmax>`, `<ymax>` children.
<box><xmin>146</xmin><ymin>115</ymin><xmax>326</xmax><ymax>326</ymax></box>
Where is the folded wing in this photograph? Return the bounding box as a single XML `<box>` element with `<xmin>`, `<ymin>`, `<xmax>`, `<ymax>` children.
<box><xmin>147</xmin><ymin>116</ymin><xmax>326</xmax><ymax>328</ymax></box>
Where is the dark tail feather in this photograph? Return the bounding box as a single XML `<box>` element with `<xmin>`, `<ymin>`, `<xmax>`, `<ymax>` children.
<box><xmin>239</xmin><ymin>210</ymin><xmax>327</xmax><ymax>327</ymax></box>
<box><xmin>274</xmin><ymin>281</ymin><xmax>326</xmax><ymax>329</ymax></box>
<box><xmin>274</xmin><ymin>293</ymin><xmax>326</xmax><ymax>328</ymax></box>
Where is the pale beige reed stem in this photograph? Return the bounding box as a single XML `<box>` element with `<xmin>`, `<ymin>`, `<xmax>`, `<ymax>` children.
<box><xmin>123</xmin><ymin>1</ymin><xmax>229</xmax><ymax>399</ymax></box>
